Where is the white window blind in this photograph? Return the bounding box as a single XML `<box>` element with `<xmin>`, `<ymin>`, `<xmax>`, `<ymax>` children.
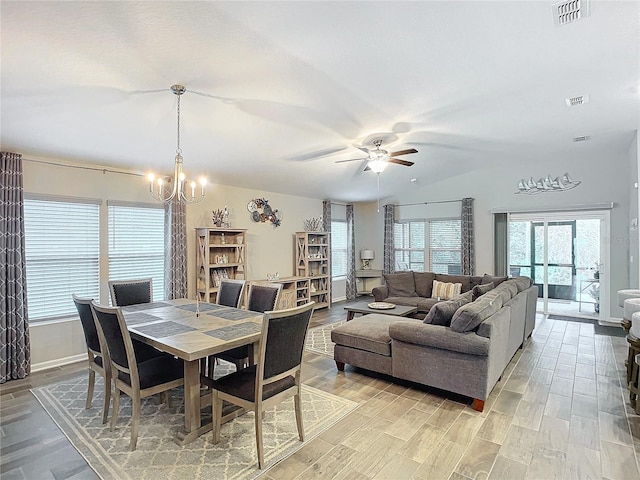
<box><xmin>24</xmin><ymin>197</ymin><xmax>100</xmax><ymax>321</ymax></box>
<box><xmin>108</xmin><ymin>203</ymin><xmax>165</xmax><ymax>302</ymax></box>
<box><xmin>331</xmin><ymin>220</ymin><xmax>347</xmax><ymax>277</ymax></box>
<box><xmin>429</xmin><ymin>219</ymin><xmax>462</xmax><ymax>274</ymax></box>
<box><xmin>393</xmin><ymin>221</ymin><xmax>426</xmax><ymax>271</ymax></box>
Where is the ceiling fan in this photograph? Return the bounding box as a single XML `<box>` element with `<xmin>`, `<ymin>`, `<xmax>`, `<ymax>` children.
<box><xmin>335</xmin><ymin>139</ymin><xmax>417</xmax><ymax>173</ymax></box>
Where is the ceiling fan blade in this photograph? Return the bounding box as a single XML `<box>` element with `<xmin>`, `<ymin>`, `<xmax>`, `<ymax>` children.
<box><xmin>389</xmin><ymin>148</ymin><xmax>418</xmax><ymax>156</ymax></box>
<box><xmin>388</xmin><ymin>158</ymin><xmax>415</xmax><ymax>167</ymax></box>
<box><xmin>356</xmin><ymin>146</ymin><xmax>370</xmax><ymax>154</ymax></box>
<box><xmin>335</xmin><ymin>157</ymin><xmax>367</xmax><ymax>164</ymax></box>
<box><xmin>363</xmin><ymin>164</ymin><xmax>372</xmax><ymax>172</ymax></box>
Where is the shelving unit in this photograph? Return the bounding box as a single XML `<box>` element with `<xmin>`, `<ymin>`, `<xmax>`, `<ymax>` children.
<box><xmin>195</xmin><ymin>228</ymin><xmax>247</xmax><ymax>303</ymax></box>
<box><xmin>295</xmin><ymin>231</ymin><xmax>330</xmax><ymax>309</ymax></box>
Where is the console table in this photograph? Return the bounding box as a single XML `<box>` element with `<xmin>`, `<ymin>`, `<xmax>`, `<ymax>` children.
<box><xmin>355</xmin><ymin>269</ymin><xmax>383</xmax><ymax>296</ymax></box>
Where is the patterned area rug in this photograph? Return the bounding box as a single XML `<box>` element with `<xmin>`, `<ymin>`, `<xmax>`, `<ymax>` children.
<box><xmin>304</xmin><ymin>321</ymin><xmax>345</xmax><ymax>357</ymax></box>
<box><xmin>32</xmin><ymin>368</ymin><xmax>357</xmax><ymax>480</ymax></box>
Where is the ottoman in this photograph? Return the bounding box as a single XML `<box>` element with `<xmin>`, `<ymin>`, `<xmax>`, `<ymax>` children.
<box><xmin>331</xmin><ymin>314</ymin><xmax>402</xmax><ymax>376</ymax></box>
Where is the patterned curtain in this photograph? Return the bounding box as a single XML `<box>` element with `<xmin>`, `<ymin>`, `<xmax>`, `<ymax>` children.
<box><xmin>461</xmin><ymin>197</ymin><xmax>475</xmax><ymax>275</ymax></box>
<box><xmin>383</xmin><ymin>204</ymin><xmax>395</xmax><ymax>274</ymax></box>
<box><xmin>493</xmin><ymin>213</ymin><xmax>508</xmax><ymax>276</ymax></box>
<box><xmin>164</xmin><ymin>193</ymin><xmax>187</xmax><ymax>300</ymax></box>
<box><xmin>0</xmin><ymin>152</ymin><xmax>31</xmax><ymax>383</ymax></box>
<box><xmin>346</xmin><ymin>204</ymin><xmax>357</xmax><ymax>299</ymax></box>
<box><xmin>322</xmin><ymin>200</ymin><xmax>332</xmax><ymax>303</ymax></box>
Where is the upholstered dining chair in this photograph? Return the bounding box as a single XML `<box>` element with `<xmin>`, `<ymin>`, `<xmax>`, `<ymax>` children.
<box><xmin>212</xmin><ymin>301</ymin><xmax>315</xmax><ymax>469</ymax></box>
<box><xmin>108</xmin><ymin>278</ymin><xmax>153</xmax><ymax>307</ymax></box>
<box><xmin>90</xmin><ymin>301</ymin><xmax>184</xmax><ymax>451</ymax></box>
<box><xmin>217</xmin><ymin>278</ymin><xmax>246</xmax><ymax>308</ymax></box>
<box><xmin>215</xmin><ymin>282</ymin><xmax>283</xmax><ymax>371</ymax></box>
<box><xmin>72</xmin><ymin>294</ymin><xmax>111</xmax><ymax>424</ymax></box>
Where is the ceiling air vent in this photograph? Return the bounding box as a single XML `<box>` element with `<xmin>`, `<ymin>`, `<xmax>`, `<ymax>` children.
<box><xmin>573</xmin><ymin>135</ymin><xmax>590</xmax><ymax>142</ymax></box>
<box><xmin>553</xmin><ymin>0</ymin><xmax>589</xmax><ymax>26</ymax></box>
<box><xmin>565</xmin><ymin>94</ymin><xmax>589</xmax><ymax>107</ymax></box>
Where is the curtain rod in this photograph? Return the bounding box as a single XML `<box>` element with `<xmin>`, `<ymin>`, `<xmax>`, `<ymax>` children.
<box><xmin>23</xmin><ymin>157</ymin><xmax>144</xmax><ymax>177</ymax></box>
<box><xmin>394</xmin><ymin>199</ymin><xmax>464</xmax><ymax>207</ymax></box>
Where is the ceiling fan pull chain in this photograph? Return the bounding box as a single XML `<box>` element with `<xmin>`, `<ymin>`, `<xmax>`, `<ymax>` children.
<box><xmin>377</xmin><ymin>173</ymin><xmax>381</xmax><ymax>213</ymax></box>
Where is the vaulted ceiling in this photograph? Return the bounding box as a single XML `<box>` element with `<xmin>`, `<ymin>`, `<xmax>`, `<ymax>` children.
<box><xmin>2</xmin><ymin>1</ymin><xmax>638</xmax><ymax>202</ymax></box>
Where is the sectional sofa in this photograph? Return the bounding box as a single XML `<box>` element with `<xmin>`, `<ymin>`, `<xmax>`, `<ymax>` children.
<box><xmin>331</xmin><ymin>271</ymin><xmax>538</xmax><ymax>411</ymax></box>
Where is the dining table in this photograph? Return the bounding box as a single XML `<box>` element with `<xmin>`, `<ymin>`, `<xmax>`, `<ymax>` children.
<box><xmin>119</xmin><ymin>298</ymin><xmax>263</xmax><ymax>445</ymax></box>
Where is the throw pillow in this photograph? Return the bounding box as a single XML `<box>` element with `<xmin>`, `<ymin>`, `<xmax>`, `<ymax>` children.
<box><xmin>413</xmin><ymin>271</ymin><xmax>436</xmax><ymax>298</ymax></box>
<box><xmin>481</xmin><ymin>274</ymin><xmax>508</xmax><ymax>287</ymax></box>
<box><xmin>423</xmin><ymin>293</ymin><xmax>472</xmax><ymax>326</ymax></box>
<box><xmin>383</xmin><ymin>272</ymin><xmax>417</xmax><ymax>297</ymax></box>
<box><xmin>431</xmin><ymin>280</ymin><xmax>462</xmax><ymax>300</ymax></box>
<box><xmin>472</xmin><ymin>282</ymin><xmax>494</xmax><ymax>301</ymax></box>
<box><xmin>450</xmin><ymin>293</ymin><xmax>504</xmax><ymax>332</ymax></box>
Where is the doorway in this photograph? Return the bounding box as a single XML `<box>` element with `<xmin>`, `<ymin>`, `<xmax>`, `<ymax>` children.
<box><xmin>509</xmin><ymin>211</ymin><xmax>608</xmax><ymax>320</ymax></box>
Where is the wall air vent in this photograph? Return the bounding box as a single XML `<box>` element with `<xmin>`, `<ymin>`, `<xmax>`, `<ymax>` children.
<box><xmin>553</xmin><ymin>0</ymin><xmax>589</xmax><ymax>26</ymax></box>
<box><xmin>565</xmin><ymin>94</ymin><xmax>589</xmax><ymax>107</ymax></box>
<box><xmin>573</xmin><ymin>135</ymin><xmax>590</xmax><ymax>142</ymax></box>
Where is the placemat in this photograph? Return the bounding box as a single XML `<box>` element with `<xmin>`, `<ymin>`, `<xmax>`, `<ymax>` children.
<box><xmin>204</xmin><ymin>322</ymin><xmax>262</xmax><ymax>341</ymax></box>
<box><xmin>208</xmin><ymin>309</ymin><xmax>260</xmax><ymax>321</ymax></box>
<box><xmin>132</xmin><ymin>321</ymin><xmax>198</xmax><ymax>338</ymax></box>
<box><xmin>120</xmin><ymin>301</ymin><xmax>171</xmax><ymax>312</ymax></box>
<box><xmin>123</xmin><ymin>312</ymin><xmax>163</xmax><ymax>326</ymax></box>
<box><xmin>177</xmin><ymin>303</ymin><xmax>226</xmax><ymax>312</ymax></box>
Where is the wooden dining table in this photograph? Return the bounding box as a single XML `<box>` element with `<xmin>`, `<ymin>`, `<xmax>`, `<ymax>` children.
<box><xmin>119</xmin><ymin>298</ymin><xmax>263</xmax><ymax>445</ymax></box>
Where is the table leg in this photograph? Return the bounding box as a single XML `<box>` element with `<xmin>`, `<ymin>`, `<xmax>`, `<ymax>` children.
<box><xmin>347</xmin><ymin>311</ymin><xmax>355</xmax><ymax>321</ymax></box>
<box><xmin>174</xmin><ymin>359</ymin><xmax>205</xmax><ymax>445</ymax></box>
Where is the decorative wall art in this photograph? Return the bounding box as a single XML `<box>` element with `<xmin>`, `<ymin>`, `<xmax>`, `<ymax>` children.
<box><xmin>515</xmin><ymin>173</ymin><xmax>581</xmax><ymax>195</ymax></box>
<box><xmin>304</xmin><ymin>217</ymin><xmax>323</xmax><ymax>232</ymax></box>
<box><xmin>247</xmin><ymin>198</ymin><xmax>282</xmax><ymax>227</ymax></box>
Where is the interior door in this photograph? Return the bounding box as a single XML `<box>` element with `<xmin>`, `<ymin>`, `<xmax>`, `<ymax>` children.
<box><xmin>532</xmin><ymin>221</ymin><xmax>576</xmax><ymax>301</ymax></box>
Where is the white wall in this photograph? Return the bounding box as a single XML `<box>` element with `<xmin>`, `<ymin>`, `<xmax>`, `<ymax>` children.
<box><xmin>632</xmin><ymin>131</ymin><xmax>640</xmax><ymax>288</ymax></box>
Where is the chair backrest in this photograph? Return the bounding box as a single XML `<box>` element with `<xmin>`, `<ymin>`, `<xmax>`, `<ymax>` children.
<box><xmin>90</xmin><ymin>301</ymin><xmax>136</xmax><ymax>374</ymax></box>
<box><xmin>109</xmin><ymin>278</ymin><xmax>153</xmax><ymax>306</ymax></box>
<box><xmin>72</xmin><ymin>294</ymin><xmax>101</xmax><ymax>354</ymax></box>
<box><xmin>259</xmin><ymin>302</ymin><xmax>315</xmax><ymax>380</ymax></box>
<box><xmin>247</xmin><ymin>283</ymin><xmax>283</xmax><ymax>313</ymax></box>
<box><xmin>217</xmin><ymin>279</ymin><xmax>246</xmax><ymax>308</ymax></box>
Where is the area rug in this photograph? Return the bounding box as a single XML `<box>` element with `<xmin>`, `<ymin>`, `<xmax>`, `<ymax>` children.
<box><xmin>32</xmin><ymin>371</ymin><xmax>358</xmax><ymax>480</ymax></box>
<box><xmin>547</xmin><ymin>314</ymin><xmax>627</xmax><ymax>337</ymax></box>
<box><xmin>304</xmin><ymin>321</ymin><xmax>345</xmax><ymax>357</ymax></box>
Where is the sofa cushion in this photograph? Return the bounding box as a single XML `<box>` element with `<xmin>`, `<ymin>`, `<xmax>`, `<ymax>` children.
<box><xmin>450</xmin><ymin>293</ymin><xmax>504</xmax><ymax>332</ymax></box>
<box><xmin>507</xmin><ymin>276</ymin><xmax>532</xmax><ymax>292</ymax></box>
<box><xmin>472</xmin><ymin>282</ymin><xmax>494</xmax><ymax>301</ymax></box>
<box><xmin>389</xmin><ymin>322</ymin><xmax>490</xmax><ymax>356</ymax></box>
<box><xmin>423</xmin><ymin>291</ymin><xmax>472</xmax><ymax>326</ymax></box>
<box><xmin>481</xmin><ymin>274</ymin><xmax>508</xmax><ymax>287</ymax></box>
<box><xmin>386</xmin><ymin>296</ymin><xmax>422</xmax><ymax>308</ymax></box>
<box><xmin>416</xmin><ymin>297</ymin><xmax>440</xmax><ymax>313</ymax></box>
<box><xmin>469</xmin><ymin>276</ymin><xmax>484</xmax><ymax>290</ymax></box>
<box><xmin>331</xmin><ymin>314</ymin><xmax>398</xmax><ymax>356</ymax></box>
<box><xmin>494</xmin><ymin>282</ymin><xmax>517</xmax><ymax>302</ymax></box>
<box><xmin>435</xmin><ymin>274</ymin><xmax>472</xmax><ymax>292</ymax></box>
<box><xmin>431</xmin><ymin>280</ymin><xmax>462</xmax><ymax>300</ymax></box>
<box><xmin>384</xmin><ymin>272</ymin><xmax>417</xmax><ymax>297</ymax></box>
<box><xmin>414</xmin><ymin>272</ymin><xmax>436</xmax><ymax>298</ymax></box>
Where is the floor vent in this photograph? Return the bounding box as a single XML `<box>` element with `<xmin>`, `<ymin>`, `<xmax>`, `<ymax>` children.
<box><xmin>573</xmin><ymin>135</ymin><xmax>590</xmax><ymax>142</ymax></box>
<box><xmin>566</xmin><ymin>94</ymin><xmax>589</xmax><ymax>107</ymax></box>
<box><xmin>553</xmin><ymin>0</ymin><xmax>589</xmax><ymax>26</ymax></box>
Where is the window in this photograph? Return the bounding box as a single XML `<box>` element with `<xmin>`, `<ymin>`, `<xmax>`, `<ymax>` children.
<box><xmin>331</xmin><ymin>220</ymin><xmax>347</xmax><ymax>278</ymax></box>
<box><xmin>429</xmin><ymin>219</ymin><xmax>462</xmax><ymax>274</ymax></box>
<box><xmin>394</xmin><ymin>220</ymin><xmax>426</xmax><ymax>271</ymax></box>
<box><xmin>24</xmin><ymin>196</ymin><xmax>100</xmax><ymax>321</ymax></box>
<box><xmin>108</xmin><ymin>202</ymin><xmax>165</xmax><ymax>302</ymax></box>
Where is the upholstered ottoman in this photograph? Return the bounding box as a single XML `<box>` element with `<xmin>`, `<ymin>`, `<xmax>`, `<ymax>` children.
<box><xmin>331</xmin><ymin>314</ymin><xmax>403</xmax><ymax>376</ymax></box>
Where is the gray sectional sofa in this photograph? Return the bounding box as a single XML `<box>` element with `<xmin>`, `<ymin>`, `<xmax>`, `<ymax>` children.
<box><xmin>331</xmin><ymin>272</ymin><xmax>538</xmax><ymax>411</ymax></box>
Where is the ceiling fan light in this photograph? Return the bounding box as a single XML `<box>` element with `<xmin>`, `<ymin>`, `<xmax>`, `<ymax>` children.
<box><xmin>368</xmin><ymin>159</ymin><xmax>388</xmax><ymax>173</ymax></box>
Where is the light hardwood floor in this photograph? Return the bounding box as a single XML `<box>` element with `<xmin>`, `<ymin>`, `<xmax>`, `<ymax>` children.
<box><xmin>2</xmin><ymin>301</ymin><xmax>640</xmax><ymax>479</ymax></box>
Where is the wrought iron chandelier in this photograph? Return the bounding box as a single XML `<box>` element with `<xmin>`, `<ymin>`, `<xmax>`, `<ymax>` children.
<box><xmin>148</xmin><ymin>85</ymin><xmax>206</xmax><ymax>203</ymax></box>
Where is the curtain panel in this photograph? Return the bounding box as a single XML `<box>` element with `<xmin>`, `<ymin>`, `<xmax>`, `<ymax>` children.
<box><xmin>164</xmin><ymin>194</ymin><xmax>187</xmax><ymax>300</ymax></box>
<box><xmin>461</xmin><ymin>197</ymin><xmax>475</xmax><ymax>275</ymax></box>
<box><xmin>322</xmin><ymin>200</ymin><xmax>332</xmax><ymax>303</ymax></box>
<box><xmin>0</xmin><ymin>152</ymin><xmax>31</xmax><ymax>383</ymax></box>
<box><xmin>383</xmin><ymin>204</ymin><xmax>395</xmax><ymax>274</ymax></box>
<box><xmin>345</xmin><ymin>204</ymin><xmax>357</xmax><ymax>300</ymax></box>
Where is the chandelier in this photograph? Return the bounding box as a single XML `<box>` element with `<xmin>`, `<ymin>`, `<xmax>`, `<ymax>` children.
<box><xmin>148</xmin><ymin>85</ymin><xmax>206</xmax><ymax>203</ymax></box>
<box><xmin>367</xmin><ymin>141</ymin><xmax>390</xmax><ymax>173</ymax></box>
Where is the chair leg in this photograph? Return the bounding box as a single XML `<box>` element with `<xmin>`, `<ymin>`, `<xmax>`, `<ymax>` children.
<box><xmin>294</xmin><ymin>392</ymin><xmax>304</xmax><ymax>442</ymax></box>
<box><xmin>86</xmin><ymin>368</ymin><xmax>96</xmax><ymax>409</ymax></box>
<box><xmin>166</xmin><ymin>390</ymin><xmax>172</xmax><ymax>409</ymax></box>
<box><xmin>102</xmin><ymin>374</ymin><xmax>111</xmax><ymax>424</ymax></box>
<box><xmin>130</xmin><ymin>391</ymin><xmax>141</xmax><ymax>451</ymax></box>
<box><xmin>255</xmin><ymin>407</ymin><xmax>264</xmax><ymax>469</ymax></box>
<box><xmin>212</xmin><ymin>391</ymin><xmax>223</xmax><ymax>444</ymax></box>
<box><xmin>111</xmin><ymin>388</ymin><xmax>121</xmax><ymax>432</ymax></box>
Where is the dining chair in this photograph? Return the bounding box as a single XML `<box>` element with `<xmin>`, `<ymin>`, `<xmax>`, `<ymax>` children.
<box><xmin>215</xmin><ymin>282</ymin><xmax>283</xmax><ymax>371</ymax></box>
<box><xmin>217</xmin><ymin>278</ymin><xmax>246</xmax><ymax>308</ymax></box>
<box><xmin>108</xmin><ymin>278</ymin><xmax>153</xmax><ymax>307</ymax></box>
<box><xmin>212</xmin><ymin>301</ymin><xmax>315</xmax><ymax>469</ymax></box>
<box><xmin>72</xmin><ymin>294</ymin><xmax>111</xmax><ymax>424</ymax></box>
<box><xmin>90</xmin><ymin>301</ymin><xmax>184</xmax><ymax>451</ymax></box>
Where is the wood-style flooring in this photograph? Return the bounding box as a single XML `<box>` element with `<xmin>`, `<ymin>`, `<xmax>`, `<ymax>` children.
<box><xmin>2</xmin><ymin>300</ymin><xmax>640</xmax><ymax>479</ymax></box>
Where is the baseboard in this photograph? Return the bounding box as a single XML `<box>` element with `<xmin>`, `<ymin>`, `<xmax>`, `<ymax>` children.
<box><xmin>332</xmin><ymin>295</ymin><xmax>347</xmax><ymax>303</ymax></box>
<box><xmin>32</xmin><ymin>353</ymin><xmax>86</xmax><ymax>373</ymax></box>
<box><xmin>599</xmin><ymin>317</ymin><xmax>622</xmax><ymax>327</ymax></box>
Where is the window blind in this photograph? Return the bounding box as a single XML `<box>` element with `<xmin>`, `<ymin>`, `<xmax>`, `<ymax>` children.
<box><xmin>429</xmin><ymin>219</ymin><xmax>462</xmax><ymax>274</ymax></box>
<box><xmin>331</xmin><ymin>220</ymin><xmax>347</xmax><ymax>277</ymax></box>
<box><xmin>393</xmin><ymin>220</ymin><xmax>426</xmax><ymax>271</ymax></box>
<box><xmin>24</xmin><ymin>197</ymin><xmax>100</xmax><ymax>321</ymax></box>
<box><xmin>108</xmin><ymin>203</ymin><xmax>165</xmax><ymax>302</ymax></box>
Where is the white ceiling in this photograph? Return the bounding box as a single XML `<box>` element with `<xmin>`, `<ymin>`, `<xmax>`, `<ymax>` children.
<box><xmin>2</xmin><ymin>1</ymin><xmax>639</xmax><ymax>202</ymax></box>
